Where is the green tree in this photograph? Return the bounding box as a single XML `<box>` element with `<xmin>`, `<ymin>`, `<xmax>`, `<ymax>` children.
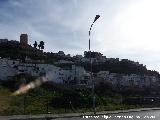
<box><xmin>33</xmin><ymin>41</ymin><xmax>37</xmax><ymax>48</ymax></box>
<box><xmin>39</xmin><ymin>41</ymin><xmax>44</xmax><ymax>50</ymax></box>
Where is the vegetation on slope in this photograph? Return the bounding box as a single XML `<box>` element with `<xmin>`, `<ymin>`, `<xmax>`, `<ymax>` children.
<box><xmin>0</xmin><ymin>77</ymin><xmax>159</xmax><ymax>115</ymax></box>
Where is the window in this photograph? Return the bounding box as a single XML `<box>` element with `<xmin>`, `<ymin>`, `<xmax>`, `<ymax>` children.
<box><xmin>19</xmin><ymin>70</ymin><xmax>24</xmax><ymax>72</ymax></box>
<box><xmin>80</xmin><ymin>80</ymin><xmax>87</xmax><ymax>85</ymax></box>
<box><xmin>84</xmin><ymin>76</ymin><xmax>90</xmax><ymax>80</ymax></box>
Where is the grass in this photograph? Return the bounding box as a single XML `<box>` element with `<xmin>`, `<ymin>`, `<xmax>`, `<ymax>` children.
<box><xmin>0</xmin><ymin>83</ymin><xmax>159</xmax><ymax>116</ymax></box>
<box><xmin>0</xmin><ymin>86</ymin><xmax>12</xmax><ymax>114</ymax></box>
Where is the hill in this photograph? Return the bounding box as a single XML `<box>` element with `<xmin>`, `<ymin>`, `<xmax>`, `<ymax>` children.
<box><xmin>0</xmin><ymin>40</ymin><xmax>159</xmax><ymax>76</ymax></box>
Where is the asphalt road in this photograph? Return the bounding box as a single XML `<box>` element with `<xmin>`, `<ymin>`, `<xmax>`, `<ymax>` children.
<box><xmin>52</xmin><ymin>110</ymin><xmax>160</xmax><ymax>120</ymax></box>
<box><xmin>2</xmin><ymin>109</ymin><xmax>160</xmax><ymax>120</ymax></box>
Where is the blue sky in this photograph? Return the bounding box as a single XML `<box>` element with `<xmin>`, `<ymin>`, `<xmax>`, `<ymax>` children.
<box><xmin>1</xmin><ymin>0</ymin><xmax>160</xmax><ymax>72</ymax></box>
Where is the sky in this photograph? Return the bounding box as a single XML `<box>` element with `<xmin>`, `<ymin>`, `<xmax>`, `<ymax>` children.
<box><xmin>0</xmin><ymin>0</ymin><xmax>160</xmax><ymax>72</ymax></box>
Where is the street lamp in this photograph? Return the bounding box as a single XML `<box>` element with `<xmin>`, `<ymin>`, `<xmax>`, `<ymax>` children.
<box><xmin>89</xmin><ymin>15</ymin><xmax>100</xmax><ymax>50</ymax></box>
<box><xmin>89</xmin><ymin>15</ymin><xmax>100</xmax><ymax>115</ymax></box>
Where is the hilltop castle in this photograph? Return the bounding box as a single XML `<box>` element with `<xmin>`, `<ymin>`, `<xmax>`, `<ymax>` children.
<box><xmin>20</xmin><ymin>34</ymin><xmax>28</xmax><ymax>48</ymax></box>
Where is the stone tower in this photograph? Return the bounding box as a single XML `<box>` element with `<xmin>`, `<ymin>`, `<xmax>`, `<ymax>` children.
<box><xmin>20</xmin><ymin>34</ymin><xmax>28</xmax><ymax>48</ymax></box>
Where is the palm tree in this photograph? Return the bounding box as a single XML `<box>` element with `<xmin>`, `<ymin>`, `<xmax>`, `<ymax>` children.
<box><xmin>38</xmin><ymin>41</ymin><xmax>44</xmax><ymax>50</ymax></box>
<box><xmin>33</xmin><ymin>41</ymin><xmax>37</xmax><ymax>48</ymax></box>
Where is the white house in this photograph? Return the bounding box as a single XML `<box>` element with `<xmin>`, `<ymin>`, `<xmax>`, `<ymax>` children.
<box><xmin>15</xmin><ymin>62</ymin><xmax>91</xmax><ymax>85</ymax></box>
<box><xmin>0</xmin><ymin>58</ymin><xmax>19</xmax><ymax>80</ymax></box>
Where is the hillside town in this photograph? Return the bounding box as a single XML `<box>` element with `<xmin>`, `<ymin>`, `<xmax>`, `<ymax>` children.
<box><xmin>0</xmin><ymin>34</ymin><xmax>160</xmax><ymax>91</ymax></box>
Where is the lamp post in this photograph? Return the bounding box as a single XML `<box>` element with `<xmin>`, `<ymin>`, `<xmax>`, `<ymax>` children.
<box><xmin>89</xmin><ymin>15</ymin><xmax>100</xmax><ymax>115</ymax></box>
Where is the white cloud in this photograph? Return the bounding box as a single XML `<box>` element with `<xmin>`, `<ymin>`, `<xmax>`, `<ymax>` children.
<box><xmin>90</xmin><ymin>0</ymin><xmax>160</xmax><ymax>71</ymax></box>
<box><xmin>0</xmin><ymin>0</ymin><xmax>160</xmax><ymax>72</ymax></box>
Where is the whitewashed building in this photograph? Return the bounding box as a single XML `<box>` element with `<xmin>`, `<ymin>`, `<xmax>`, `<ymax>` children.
<box><xmin>0</xmin><ymin>58</ymin><xmax>19</xmax><ymax>80</ymax></box>
<box><xmin>95</xmin><ymin>70</ymin><xmax>160</xmax><ymax>89</ymax></box>
<box><xmin>0</xmin><ymin>58</ymin><xmax>91</xmax><ymax>85</ymax></box>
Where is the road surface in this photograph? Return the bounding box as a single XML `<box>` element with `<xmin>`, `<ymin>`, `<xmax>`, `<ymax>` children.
<box><xmin>1</xmin><ymin>109</ymin><xmax>160</xmax><ymax>120</ymax></box>
<box><xmin>54</xmin><ymin>110</ymin><xmax>160</xmax><ymax>120</ymax></box>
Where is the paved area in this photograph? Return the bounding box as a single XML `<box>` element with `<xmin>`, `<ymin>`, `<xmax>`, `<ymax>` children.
<box><xmin>1</xmin><ymin>108</ymin><xmax>160</xmax><ymax>120</ymax></box>
<box><xmin>48</xmin><ymin>110</ymin><xmax>160</xmax><ymax>120</ymax></box>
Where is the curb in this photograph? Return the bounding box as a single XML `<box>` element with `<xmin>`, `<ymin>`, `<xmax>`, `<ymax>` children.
<box><xmin>1</xmin><ymin>108</ymin><xmax>160</xmax><ymax>120</ymax></box>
